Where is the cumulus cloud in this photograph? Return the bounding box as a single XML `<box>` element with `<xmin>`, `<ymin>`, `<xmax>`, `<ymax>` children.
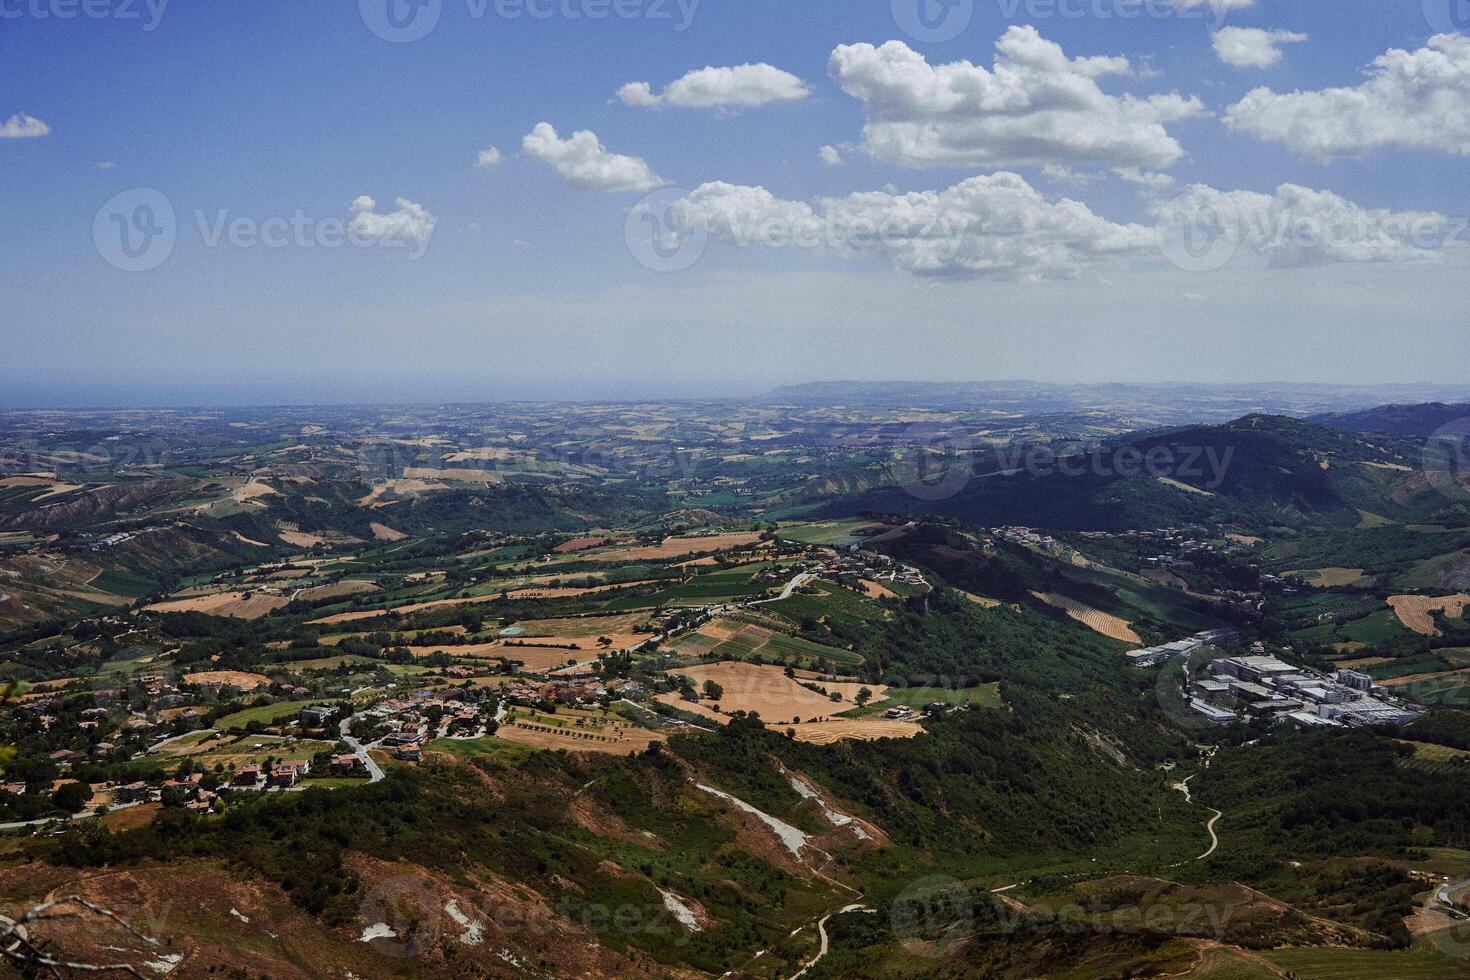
<box><xmin>656</xmin><ymin>172</ymin><xmax>1156</xmax><ymax>281</ymax></box>
<box><xmin>522</xmin><ymin>122</ymin><xmax>667</xmax><ymax>192</ymax></box>
<box><xmin>1212</xmin><ymin>27</ymin><xmax>1307</xmax><ymax>69</ymax></box>
<box><xmin>1114</xmin><ymin>166</ymin><xmax>1175</xmax><ymax>188</ymax></box>
<box><xmin>819</xmin><ymin>145</ymin><xmax>843</xmax><ymax>166</ymax></box>
<box><xmin>1153</xmin><ymin>183</ymin><xmax>1456</xmax><ymax>267</ymax></box>
<box><xmin>1225</xmin><ymin>33</ymin><xmax>1470</xmax><ymax>160</ymax></box>
<box><xmin>617</xmin><ymin>64</ymin><xmax>811</xmax><ymax>109</ymax></box>
<box><xmin>476</xmin><ymin>146</ymin><xmax>503</xmax><ymax>168</ymax></box>
<box><xmin>0</xmin><ymin>113</ymin><xmax>49</xmax><ymax>139</ymax></box>
<box><xmin>348</xmin><ymin>196</ymin><xmax>437</xmax><ymax>241</ymax></box>
<box><xmin>828</xmin><ymin>27</ymin><xmax>1205</xmax><ymax>171</ymax></box>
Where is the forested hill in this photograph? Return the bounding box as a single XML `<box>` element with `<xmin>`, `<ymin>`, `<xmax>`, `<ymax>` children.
<box><xmin>822</xmin><ymin>415</ymin><xmax>1444</xmax><ymax>533</ymax></box>
<box><xmin>1312</xmin><ymin>401</ymin><xmax>1470</xmax><ymax>437</ymax></box>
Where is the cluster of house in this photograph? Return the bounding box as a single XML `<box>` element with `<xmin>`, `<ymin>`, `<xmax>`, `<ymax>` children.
<box><xmin>56</xmin><ymin>771</ymin><xmax>221</xmax><ymax>813</ymax></box>
<box><xmin>354</xmin><ymin>688</ymin><xmax>494</xmax><ymax>761</ymax></box>
<box><xmin>500</xmin><ymin>677</ymin><xmax>617</xmax><ymax>708</ymax></box>
<box><xmin>232</xmin><ymin>761</ymin><xmax>308</xmax><ymax>790</ymax></box>
<box><xmin>997</xmin><ymin>527</ymin><xmax>1060</xmax><ymax>551</ymax></box>
<box><xmin>799</xmin><ymin>548</ymin><xmax>925</xmax><ymax>590</ymax></box>
<box><xmin>1189</xmin><ymin>655</ymin><xmax>1424</xmax><ymax>728</ymax></box>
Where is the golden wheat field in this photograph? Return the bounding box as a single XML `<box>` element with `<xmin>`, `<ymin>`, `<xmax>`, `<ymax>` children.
<box><xmin>1029</xmin><ymin>591</ymin><xmax>1142</xmax><ymax>644</ymax></box>
<box><xmin>1387</xmin><ymin>594</ymin><xmax>1470</xmax><ymax>636</ymax></box>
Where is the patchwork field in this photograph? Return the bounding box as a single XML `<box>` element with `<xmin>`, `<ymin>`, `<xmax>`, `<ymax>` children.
<box><xmin>666</xmin><ymin>616</ymin><xmax>861</xmax><ymax>667</ymax></box>
<box><xmin>612</xmin><ymin>532</ymin><xmax>765</xmax><ymax>561</ymax></box>
<box><xmin>154</xmin><ymin>729</ymin><xmax>331</xmax><ymax>768</ymax></box>
<box><xmin>310</xmin><ymin>578</ymin><xmax>652</xmax><ymax>625</ymax></box>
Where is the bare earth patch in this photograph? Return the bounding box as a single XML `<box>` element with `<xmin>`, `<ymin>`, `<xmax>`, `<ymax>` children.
<box><xmin>278</xmin><ymin>528</ymin><xmax>325</xmax><ymax>548</ymax></box>
<box><xmin>184</xmin><ymin>670</ymin><xmax>272</xmax><ymax>690</ymax></box>
<box><xmin>369</xmin><ymin>522</ymin><xmax>408</xmax><ymax>541</ymax></box>
<box><xmin>856</xmin><ymin>578</ymin><xmax>898</xmax><ymax>599</ymax></box>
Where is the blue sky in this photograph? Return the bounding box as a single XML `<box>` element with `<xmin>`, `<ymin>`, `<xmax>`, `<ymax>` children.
<box><xmin>2</xmin><ymin>0</ymin><xmax>1467</xmax><ymax>405</ymax></box>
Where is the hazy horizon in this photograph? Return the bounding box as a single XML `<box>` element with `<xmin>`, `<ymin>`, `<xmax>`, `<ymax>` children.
<box><xmin>4</xmin><ymin>376</ymin><xmax>1470</xmax><ymax>412</ymax></box>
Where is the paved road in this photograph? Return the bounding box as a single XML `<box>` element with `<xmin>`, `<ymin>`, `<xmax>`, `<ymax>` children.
<box><xmin>1435</xmin><ymin>878</ymin><xmax>1470</xmax><ymax>912</ymax></box>
<box><xmin>146</xmin><ymin>728</ymin><xmax>216</xmax><ymax>755</ymax></box>
<box><xmin>339</xmin><ymin>715</ymin><xmax>385</xmax><ymax>783</ymax></box>
<box><xmin>748</xmin><ymin>572</ymin><xmax>815</xmax><ymax>607</ymax></box>
<box><xmin>0</xmin><ymin>801</ymin><xmax>143</xmax><ymax>832</ymax></box>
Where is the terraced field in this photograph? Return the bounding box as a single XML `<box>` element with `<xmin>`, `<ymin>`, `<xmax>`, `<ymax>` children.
<box><xmin>1029</xmin><ymin>591</ymin><xmax>1141</xmax><ymax>644</ymax></box>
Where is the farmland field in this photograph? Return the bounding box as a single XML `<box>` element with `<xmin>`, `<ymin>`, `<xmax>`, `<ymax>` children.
<box><xmin>143</xmin><ymin>590</ymin><xmax>289</xmax><ymax>619</ymax></box>
<box><xmin>656</xmin><ymin>661</ymin><xmax>882</xmax><ymax>725</ymax></box>
<box><xmin>1029</xmin><ymin>591</ymin><xmax>1141</xmax><ymax>644</ymax></box>
<box><xmin>215</xmin><ymin>700</ymin><xmax>317</xmax><ymax>730</ymax></box>
<box><xmin>665</xmin><ymin>616</ymin><xmax>862</xmax><ymax>667</ymax></box>
<box><xmin>776</xmin><ymin>519</ymin><xmax>888</xmax><ymax>547</ymax></box>
<box><xmin>1388</xmin><ymin>594</ymin><xmax>1470</xmax><ymax>636</ymax></box>
<box><xmin>847</xmin><ymin>683</ymin><xmax>1004</xmax><ymax>716</ymax></box>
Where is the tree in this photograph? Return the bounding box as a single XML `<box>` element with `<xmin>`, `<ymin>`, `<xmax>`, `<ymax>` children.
<box><xmin>703</xmin><ymin>680</ymin><xmax>724</xmax><ymax>701</ymax></box>
<box><xmin>52</xmin><ymin>782</ymin><xmax>90</xmax><ymax>814</ymax></box>
<box><xmin>856</xmin><ymin>687</ymin><xmax>873</xmax><ymax>707</ymax></box>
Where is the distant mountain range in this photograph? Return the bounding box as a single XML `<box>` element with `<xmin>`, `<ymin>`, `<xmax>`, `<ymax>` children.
<box><xmin>764</xmin><ymin>381</ymin><xmax>1470</xmax><ymax>425</ymax></box>
<box><xmin>826</xmin><ymin>413</ymin><xmax>1458</xmax><ymax>533</ymax></box>
<box><xmin>1312</xmin><ymin>402</ymin><xmax>1470</xmax><ymax>437</ymax></box>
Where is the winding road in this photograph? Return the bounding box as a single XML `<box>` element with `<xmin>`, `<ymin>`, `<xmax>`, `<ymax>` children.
<box><xmin>1168</xmin><ymin>748</ymin><xmax>1223</xmax><ymax>864</ymax></box>
<box><xmin>748</xmin><ymin>572</ymin><xmax>815</xmax><ymax>607</ymax></box>
<box><xmin>787</xmin><ymin>904</ymin><xmax>875</xmax><ymax>980</ymax></box>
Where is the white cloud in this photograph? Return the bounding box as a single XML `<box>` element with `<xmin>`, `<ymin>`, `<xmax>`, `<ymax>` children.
<box><xmin>1041</xmin><ymin>164</ymin><xmax>1104</xmax><ymax>186</ymax></box>
<box><xmin>522</xmin><ymin>122</ymin><xmax>667</xmax><ymax>192</ymax></box>
<box><xmin>476</xmin><ymin>146</ymin><xmax>503</xmax><ymax>168</ymax></box>
<box><xmin>828</xmin><ymin>27</ymin><xmax>1205</xmax><ymax>171</ymax></box>
<box><xmin>0</xmin><ymin>113</ymin><xmax>49</xmax><ymax>139</ymax></box>
<box><xmin>819</xmin><ymin>145</ymin><xmax>843</xmax><ymax>166</ymax></box>
<box><xmin>1225</xmin><ymin>33</ymin><xmax>1470</xmax><ymax>160</ymax></box>
<box><xmin>348</xmin><ymin>196</ymin><xmax>436</xmax><ymax>241</ymax></box>
<box><xmin>659</xmin><ymin>172</ymin><xmax>1156</xmax><ymax>281</ymax></box>
<box><xmin>617</xmin><ymin>64</ymin><xmax>811</xmax><ymax>109</ymax></box>
<box><xmin>1114</xmin><ymin>166</ymin><xmax>1175</xmax><ymax>188</ymax></box>
<box><xmin>1153</xmin><ymin>183</ymin><xmax>1456</xmax><ymax>267</ymax></box>
<box><xmin>97</xmin><ymin>161</ymin><xmax>116</xmax><ymax>170</ymax></box>
<box><xmin>1212</xmin><ymin>27</ymin><xmax>1307</xmax><ymax>69</ymax></box>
